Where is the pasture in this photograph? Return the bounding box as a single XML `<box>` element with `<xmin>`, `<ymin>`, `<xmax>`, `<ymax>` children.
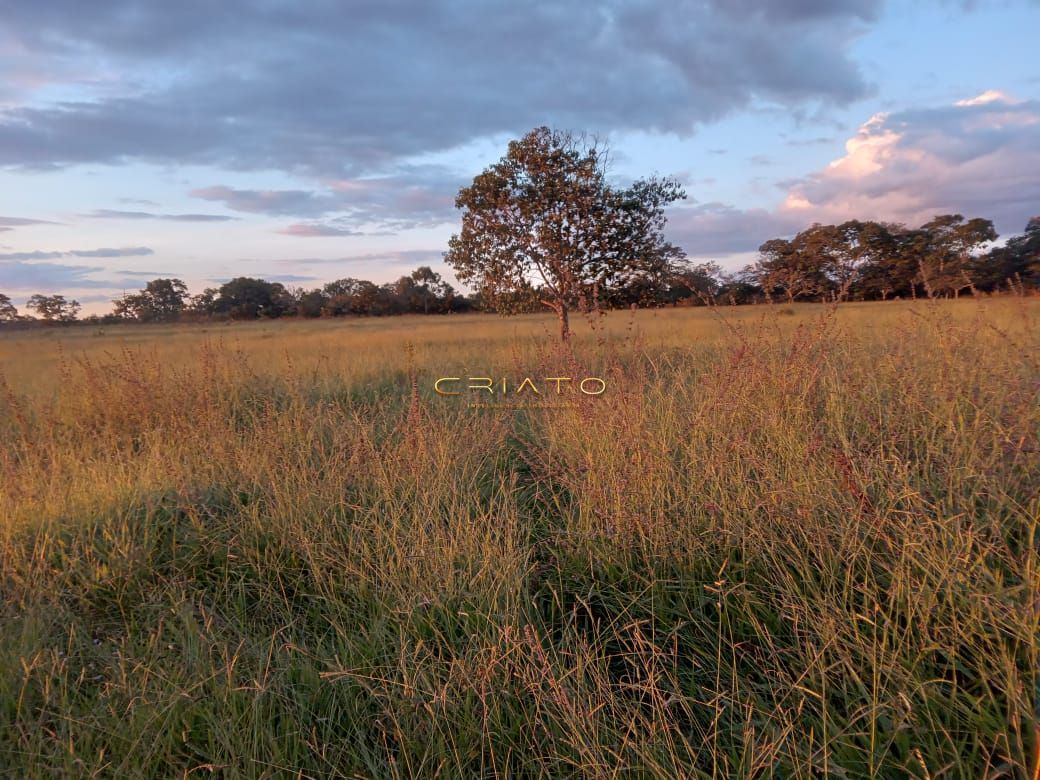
<box><xmin>1</xmin><ymin>299</ymin><xmax>1038</xmax><ymax>777</ymax></box>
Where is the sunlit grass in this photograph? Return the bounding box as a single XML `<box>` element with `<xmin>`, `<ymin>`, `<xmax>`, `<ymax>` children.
<box><xmin>1</xmin><ymin>298</ymin><xmax>1038</xmax><ymax>777</ymax></box>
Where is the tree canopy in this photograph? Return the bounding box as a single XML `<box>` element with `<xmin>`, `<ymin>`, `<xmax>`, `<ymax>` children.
<box><xmin>114</xmin><ymin>278</ymin><xmax>189</xmax><ymax>322</ymax></box>
<box><xmin>445</xmin><ymin>126</ymin><xmax>687</xmax><ymax>340</ymax></box>
<box><xmin>25</xmin><ymin>294</ymin><xmax>80</xmax><ymax>322</ymax></box>
<box><xmin>0</xmin><ymin>293</ymin><xmax>17</xmax><ymax>322</ymax></box>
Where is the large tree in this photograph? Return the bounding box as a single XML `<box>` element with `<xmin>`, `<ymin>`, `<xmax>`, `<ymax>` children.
<box><xmin>0</xmin><ymin>293</ymin><xmax>17</xmax><ymax>322</ymax></box>
<box><xmin>212</xmin><ymin>277</ymin><xmax>293</xmax><ymax>319</ymax></box>
<box><xmin>113</xmin><ymin>278</ymin><xmax>189</xmax><ymax>322</ymax></box>
<box><xmin>977</xmin><ymin>216</ymin><xmax>1040</xmax><ymax>290</ymax></box>
<box><xmin>445</xmin><ymin>126</ymin><xmax>686</xmax><ymax>340</ymax></box>
<box><xmin>755</xmin><ymin>233</ymin><xmax>832</xmax><ymax>303</ymax></box>
<box><xmin>909</xmin><ymin>214</ymin><xmax>997</xmax><ymax>298</ymax></box>
<box><xmin>26</xmin><ymin>294</ymin><xmax>80</xmax><ymax>322</ymax></box>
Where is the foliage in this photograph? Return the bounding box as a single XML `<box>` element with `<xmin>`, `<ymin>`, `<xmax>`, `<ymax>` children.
<box><xmin>0</xmin><ymin>293</ymin><xmax>17</xmax><ymax>322</ymax></box>
<box><xmin>211</xmin><ymin>277</ymin><xmax>295</xmax><ymax>319</ymax></box>
<box><xmin>446</xmin><ymin>126</ymin><xmax>687</xmax><ymax>339</ymax></box>
<box><xmin>25</xmin><ymin>293</ymin><xmax>81</xmax><ymax>322</ymax></box>
<box><xmin>113</xmin><ymin>278</ymin><xmax>189</xmax><ymax>322</ymax></box>
<box><xmin>752</xmin><ymin>214</ymin><xmax>1011</xmax><ymax>301</ymax></box>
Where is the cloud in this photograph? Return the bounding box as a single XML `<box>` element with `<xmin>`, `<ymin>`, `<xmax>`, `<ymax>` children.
<box><xmin>190</xmin><ymin>186</ymin><xmax>339</xmax><ymax>216</ymax></box>
<box><xmin>277</xmin><ymin>223</ymin><xmax>364</xmax><ymax>237</ymax></box>
<box><xmin>85</xmin><ymin>209</ymin><xmax>236</xmax><ymax>222</ymax></box>
<box><xmin>0</xmin><ymin>1</ymin><xmax>879</xmax><ymax>176</ymax></box>
<box><xmin>0</xmin><ymin>216</ymin><xmax>58</xmax><ymax>232</ymax></box>
<box><xmin>0</xmin><ymin>250</ymin><xmax>65</xmax><ymax>262</ymax></box>
<box><xmin>196</xmin><ymin>170</ymin><xmax>460</xmax><ymax>230</ymax></box>
<box><xmin>668</xmin><ymin>91</ymin><xmax>1040</xmax><ymax>256</ymax></box>
<box><xmin>0</xmin><ymin>260</ymin><xmax>159</xmax><ymax>291</ymax></box>
<box><xmin>0</xmin><ymin>246</ymin><xmax>153</xmax><ymax>261</ymax></box>
<box><xmin>782</xmin><ymin>92</ymin><xmax>1040</xmax><ymax>234</ymax></box>
<box><xmin>273</xmin><ymin>249</ymin><xmax>445</xmax><ymax>267</ymax></box>
<box><xmin>67</xmin><ymin>247</ymin><xmax>155</xmax><ymax>258</ymax></box>
<box><xmin>953</xmin><ymin>89</ymin><xmax>1021</xmax><ymax>107</ymax></box>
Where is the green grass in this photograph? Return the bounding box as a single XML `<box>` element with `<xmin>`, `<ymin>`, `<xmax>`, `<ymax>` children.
<box><xmin>1</xmin><ymin>299</ymin><xmax>1038</xmax><ymax>777</ymax></box>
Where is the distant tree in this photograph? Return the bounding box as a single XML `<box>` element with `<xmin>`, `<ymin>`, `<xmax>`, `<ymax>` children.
<box><xmin>213</xmin><ymin>277</ymin><xmax>293</xmax><ymax>319</ymax></box>
<box><xmin>294</xmin><ymin>288</ymin><xmax>329</xmax><ymax>318</ymax></box>
<box><xmin>445</xmin><ymin>126</ymin><xmax>687</xmax><ymax>340</ymax></box>
<box><xmin>717</xmin><ymin>265</ymin><xmax>763</xmax><ymax>305</ymax></box>
<box><xmin>909</xmin><ymin>214</ymin><xmax>997</xmax><ymax>297</ymax></box>
<box><xmin>845</xmin><ymin>222</ymin><xmax>909</xmax><ymax>300</ymax></box>
<box><xmin>26</xmin><ymin>294</ymin><xmax>80</xmax><ymax>322</ymax></box>
<box><xmin>323</xmin><ymin>278</ymin><xmax>374</xmax><ymax>315</ymax></box>
<box><xmin>410</xmin><ymin>266</ymin><xmax>453</xmax><ymax>314</ymax></box>
<box><xmin>755</xmin><ymin>233</ymin><xmax>831</xmax><ymax>302</ymax></box>
<box><xmin>0</xmin><ymin>293</ymin><xmax>17</xmax><ymax>322</ymax></box>
<box><xmin>113</xmin><ymin>278</ymin><xmax>189</xmax><ymax>322</ymax></box>
<box><xmin>977</xmin><ymin>216</ymin><xmax>1040</xmax><ymax>290</ymax></box>
<box><xmin>189</xmin><ymin>288</ymin><xmax>219</xmax><ymax>315</ymax></box>
<box><xmin>388</xmin><ymin>275</ymin><xmax>420</xmax><ymax>314</ymax></box>
<box><xmin>648</xmin><ymin>261</ymin><xmax>724</xmax><ymax>305</ymax></box>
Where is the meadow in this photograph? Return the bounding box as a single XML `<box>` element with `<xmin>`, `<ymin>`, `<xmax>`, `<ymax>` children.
<box><xmin>1</xmin><ymin>299</ymin><xmax>1038</xmax><ymax>778</ymax></box>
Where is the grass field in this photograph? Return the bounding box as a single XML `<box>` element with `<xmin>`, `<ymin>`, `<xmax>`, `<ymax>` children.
<box><xmin>1</xmin><ymin>299</ymin><xmax>1038</xmax><ymax>778</ymax></box>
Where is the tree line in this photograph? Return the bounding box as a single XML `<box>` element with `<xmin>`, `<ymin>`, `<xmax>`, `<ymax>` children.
<box><xmin>2</xmin><ymin>212</ymin><xmax>1037</xmax><ymax>329</ymax></box>
<box><xmin>0</xmin><ymin>266</ymin><xmax>469</xmax><ymax>326</ymax></box>
<box><xmin>2</xmin><ymin>125</ymin><xmax>1037</xmax><ymax>330</ymax></box>
<box><xmin>2</xmin><ymin>214</ymin><xmax>1036</xmax><ymax>329</ymax></box>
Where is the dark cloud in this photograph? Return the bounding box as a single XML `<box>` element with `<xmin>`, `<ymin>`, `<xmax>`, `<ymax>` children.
<box><xmin>195</xmin><ymin>169</ymin><xmax>460</xmax><ymax>230</ymax></box>
<box><xmin>0</xmin><ymin>260</ymin><xmax>159</xmax><ymax>291</ymax></box>
<box><xmin>68</xmin><ymin>247</ymin><xmax>155</xmax><ymax>258</ymax></box>
<box><xmin>0</xmin><ymin>251</ymin><xmax>65</xmax><ymax>262</ymax></box>
<box><xmin>0</xmin><ymin>0</ymin><xmax>879</xmax><ymax>176</ymax></box>
<box><xmin>0</xmin><ymin>246</ymin><xmax>153</xmax><ymax>261</ymax></box>
<box><xmin>191</xmin><ymin>186</ymin><xmax>339</xmax><ymax>216</ymax></box>
<box><xmin>0</xmin><ymin>216</ymin><xmax>59</xmax><ymax>232</ymax></box>
<box><xmin>85</xmin><ymin>209</ymin><xmax>237</xmax><ymax>222</ymax></box>
<box><xmin>277</xmin><ymin>223</ymin><xmax>364</xmax><ymax>237</ymax></box>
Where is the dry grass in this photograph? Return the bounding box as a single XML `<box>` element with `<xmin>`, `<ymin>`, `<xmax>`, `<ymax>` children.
<box><xmin>1</xmin><ymin>299</ymin><xmax>1038</xmax><ymax>778</ymax></box>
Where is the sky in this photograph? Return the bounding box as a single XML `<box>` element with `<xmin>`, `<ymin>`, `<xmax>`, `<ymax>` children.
<box><xmin>0</xmin><ymin>0</ymin><xmax>1038</xmax><ymax>314</ymax></box>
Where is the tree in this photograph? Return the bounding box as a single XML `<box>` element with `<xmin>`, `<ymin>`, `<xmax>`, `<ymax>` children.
<box><xmin>189</xmin><ymin>288</ymin><xmax>219</xmax><ymax>315</ymax></box>
<box><xmin>977</xmin><ymin>216</ymin><xmax>1040</xmax><ymax>290</ymax></box>
<box><xmin>294</xmin><ymin>288</ymin><xmax>329</xmax><ymax>318</ymax></box>
<box><xmin>655</xmin><ymin>262</ymin><xmax>724</xmax><ymax>305</ymax></box>
<box><xmin>323</xmin><ymin>278</ymin><xmax>375</xmax><ymax>315</ymax></box>
<box><xmin>212</xmin><ymin>277</ymin><xmax>293</xmax><ymax>319</ymax></box>
<box><xmin>910</xmin><ymin>214</ymin><xmax>996</xmax><ymax>298</ymax></box>
<box><xmin>755</xmin><ymin>234</ymin><xmax>831</xmax><ymax>302</ymax></box>
<box><xmin>445</xmin><ymin>126</ymin><xmax>686</xmax><ymax>340</ymax></box>
<box><xmin>0</xmin><ymin>293</ymin><xmax>17</xmax><ymax>322</ymax></box>
<box><xmin>410</xmin><ymin>266</ymin><xmax>453</xmax><ymax>314</ymax></box>
<box><xmin>113</xmin><ymin>278</ymin><xmax>189</xmax><ymax>322</ymax></box>
<box><xmin>26</xmin><ymin>294</ymin><xmax>80</xmax><ymax>322</ymax></box>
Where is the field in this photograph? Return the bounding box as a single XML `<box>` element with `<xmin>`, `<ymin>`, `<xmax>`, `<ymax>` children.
<box><xmin>1</xmin><ymin>299</ymin><xmax>1038</xmax><ymax>778</ymax></box>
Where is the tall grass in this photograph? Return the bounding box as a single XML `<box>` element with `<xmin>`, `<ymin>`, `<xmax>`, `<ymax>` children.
<box><xmin>1</xmin><ymin>299</ymin><xmax>1038</xmax><ymax>777</ymax></box>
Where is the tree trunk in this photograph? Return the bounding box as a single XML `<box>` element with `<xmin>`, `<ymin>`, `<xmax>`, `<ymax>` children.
<box><xmin>558</xmin><ymin>302</ymin><xmax>570</xmax><ymax>342</ymax></box>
